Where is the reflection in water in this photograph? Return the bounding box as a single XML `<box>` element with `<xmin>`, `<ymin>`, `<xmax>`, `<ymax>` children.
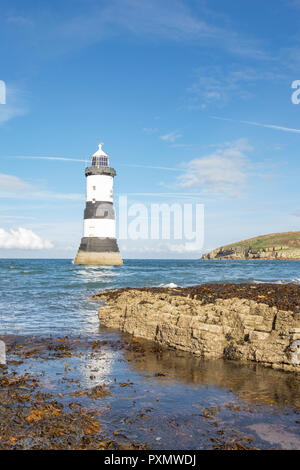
<box><xmin>1</xmin><ymin>258</ymin><xmax>300</xmax><ymax>449</ymax></box>
<box><xmin>247</xmin><ymin>423</ymin><xmax>300</xmax><ymax>450</ymax></box>
<box><xmin>124</xmin><ymin>337</ymin><xmax>300</xmax><ymax>409</ymax></box>
<box><xmin>3</xmin><ymin>333</ymin><xmax>300</xmax><ymax>450</ymax></box>
<box><xmin>79</xmin><ymin>348</ymin><xmax>115</xmax><ymax>389</ymax></box>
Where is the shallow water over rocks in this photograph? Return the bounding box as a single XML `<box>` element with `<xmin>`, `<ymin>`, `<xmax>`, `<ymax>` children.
<box><xmin>0</xmin><ymin>259</ymin><xmax>299</xmax><ymax>449</ymax></box>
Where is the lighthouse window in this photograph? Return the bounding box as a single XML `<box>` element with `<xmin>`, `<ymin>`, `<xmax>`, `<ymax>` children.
<box><xmin>92</xmin><ymin>156</ymin><xmax>108</xmax><ymax>167</ymax></box>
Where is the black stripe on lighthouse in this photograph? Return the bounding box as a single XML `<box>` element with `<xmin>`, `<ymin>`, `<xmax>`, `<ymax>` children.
<box><xmin>84</xmin><ymin>201</ymin><xmax>115</xmax><ymax>220</ymax></box>
<box><xmin>78</xmin><ymin>237</ymin><xmax>120</xmax><ymax>253</ymax></box>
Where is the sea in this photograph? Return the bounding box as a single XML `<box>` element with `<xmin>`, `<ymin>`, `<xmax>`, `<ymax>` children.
<box><xmin>0</xmin><ymin>258</ymin><xmax>300</xmax><ymax>336</ymax></box>
<box><xmin>0</xmin><ymin>258</ymin><xmax>300</xmax><ymax>449</ymax></box>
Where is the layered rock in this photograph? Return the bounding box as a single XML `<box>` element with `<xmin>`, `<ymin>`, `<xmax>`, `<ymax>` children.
<box><xmin>202</xmin><ymin>231</ymin><xmax>300</xmax><ymax>260</ymax></box>
<box><xmin>93</xmin><ymin>284</ymin><xmax>300</xmax><ymax>372</ymax></box>
<box><xmin>202</xmin><ymin>247</ymin><xmax>300</xmax><ymax>260</ymax></box>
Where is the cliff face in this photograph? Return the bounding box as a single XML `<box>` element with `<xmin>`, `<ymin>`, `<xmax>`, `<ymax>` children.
<box><xmin>202</xmin><ymin>247</ymin><xmax>300</xmax><ymax>260</ymax></box>
<box><xmin>93</xmin><ymin>284</ymin><xmax>300</xmax><ymax>372</ymax></box>
<box><xmin>202</xmin><ymin>231</ymin><xmax>300</xmax><ymax>260</ymax></box>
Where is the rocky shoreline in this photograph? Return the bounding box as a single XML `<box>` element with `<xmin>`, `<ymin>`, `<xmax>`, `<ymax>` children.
<box><xmin>94</xmin><ymin>284</ymin><xmax>300</xmax><ymax>372</ymax></box>
<box><xmin>202</xmin><ymin>248</ymin><xmax>300</xmax><ymax>260</ymax></box>
<box><xmin>201</xmin><ymin>231</ymin><xmax>300</xmax><ymax>260</ymax></box>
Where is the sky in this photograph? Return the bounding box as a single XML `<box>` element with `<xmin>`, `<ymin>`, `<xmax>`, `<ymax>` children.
<box><xmin>0</xmin><ymin>0</ymin><xmax>300</xmax><ymax>259</ymax></box>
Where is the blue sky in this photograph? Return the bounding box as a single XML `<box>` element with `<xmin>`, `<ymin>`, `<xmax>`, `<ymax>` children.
<box><xmin>0</xmin><ymin>0</ymin><xmax>300</xmax><ymax>258</ymax></box>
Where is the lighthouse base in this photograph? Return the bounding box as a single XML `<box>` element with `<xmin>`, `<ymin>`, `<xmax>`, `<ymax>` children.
<box><xmin>74</xmin><ymin>250</ymin><xmax>123</xmax><ymax>265</ymax></box>
<box><xmin>74</xmin><ymin>237</ymin><xmax>123</xmax><ymax>266</ymax></box>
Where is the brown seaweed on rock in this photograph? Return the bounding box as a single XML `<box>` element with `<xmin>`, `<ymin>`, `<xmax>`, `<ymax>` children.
<box><xmin>92</xmin><ymin>283</ymin><xmax>300</xmax><ymax>314</ymax></box>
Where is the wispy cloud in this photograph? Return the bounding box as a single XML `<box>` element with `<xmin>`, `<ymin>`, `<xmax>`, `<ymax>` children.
<box><xmin>288</xmin><ymin>0</ymin><xmax>300</xmax><ymax>8</ymax></box>
<box><xmin>125</xmin><ymin>192</ymin><xmax>203</xmax><ymax>198</ymax></box>
<box><xmin>62</xmin><ymin>0</ymin><xmax>219</xmax><ymax>43</ymax></box>
<box><xmin>59</xmin><ymin>0</ymin><xmax>266</xmax><ymax>59</ymax></box>
<box><xmin>122</xmin><ymin>164</ymin><xmax>181</xmax><ymax>172</ymax></box>
<box><xmin>160</xmin><ymin>130</ymin><xmax>182</xmax><ymax>143</ymax></box>
<box><xmin>12</xmin><ymin>156</ymin><xmax>86</xmax><ymax>163</ymax></box>
<box><xmin>0</xmin><ymin>174</ymin><xmax>32</xmax><ymax>192</ymax></box>
<box><xmin>6</xmin><ymin>15</ymin><xmax>34</xmax><ymax>27</ymax></box>
<box><xmin>178</xmin><ymin>139</ymin><xmax>252</xmax><ymax>197</ymax></box>
<box><xmin>32</xmin><ymin>191</ymin><xmax>84</xmax><ymax>201</ymax></box>
<box><xmin>187</xmin><ymin>66</ymin><xmax>285</xmax><ymax>107</ymax></box>
<box><xmin>0</xmin><ymin>84</ymin><xmax>28</xmax><ymax>124</ymax></box>
<box><xmin>0</xmin><ymin>227</ymin><xmax>53</xmax><ymax>250</ymax></box>
<box><xmin>0</xmin><ymin>173</ymin><xmax>84</xmax><ymax>201</ymax></box>
<box><xmin>212</xmin><ymin>116</ymin><xmax>300</xmax><ymax>134</ymax></box>
<box><xmin>142</xmin><ymin>127</ymin><xmax>158</xmax><ymax>135</ymax></box>
<box><xmin>0</xmin><ymin>190</ymin><xmax>84</xmax><ymax>202</ymax></box>
<box><xmin>0</xmin><ymin>215</ymin><xmax>36</xmax><ymax>220</ymax></box>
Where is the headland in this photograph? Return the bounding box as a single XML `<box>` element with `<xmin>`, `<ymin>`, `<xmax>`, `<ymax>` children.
<box><xmin>202</xmin><ymin>231</ymin><xmax>300</xmax><ymax>260</ymax></box>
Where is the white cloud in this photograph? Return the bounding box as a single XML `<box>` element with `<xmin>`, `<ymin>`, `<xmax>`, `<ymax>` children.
<box><xmin>0</xmin><ymin>173</ymin><xmax>83</xmax><ymax>201</ymax></box>
<box><xmin>179</xmin><ymin>139</ymin><xmax>251</xmax><ymax>196</ymax></box>
<box><xmin>160</xmin><ymin>130</ymin><xmax>182</xmax><ymax>143</ymax></box>
<box><xmin>0</xmin><ymin>174</ymin><xmax>32</xmax><ymax>192</ymax></box>
<box><xmin>0</xmin><ymin>227</ymin><xmax>53</xmax><ymax>250</ymax></box>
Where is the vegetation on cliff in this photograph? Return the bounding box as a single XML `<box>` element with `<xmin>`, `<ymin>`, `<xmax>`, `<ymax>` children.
<box><xmin>202</xmin><ymin>231</ymin><xmax>300</xmax><ymax>260</ymax></box>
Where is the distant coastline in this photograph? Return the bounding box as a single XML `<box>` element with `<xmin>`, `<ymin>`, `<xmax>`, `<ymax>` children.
<box><xmin>202</xmin><ymin>231</ymin><xmax>300</xmax><ymax>260</ymax></box>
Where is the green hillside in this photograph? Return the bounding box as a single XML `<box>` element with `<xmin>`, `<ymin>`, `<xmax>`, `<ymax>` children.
<box><xmin>202</xmin><ymin>231</ymin><xmax>300</xmax><ymax>260</ymax></box>
<box><xmin>221</xmin><ymin>231</ymin><xmax>300</xmax><ymax>251</ymax></box>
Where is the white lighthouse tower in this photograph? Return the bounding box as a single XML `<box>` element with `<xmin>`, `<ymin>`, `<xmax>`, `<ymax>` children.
<box><xmin>74</xmin><ymin>143</ymin><xmax>123</xmax><ymax>265</ymax></box>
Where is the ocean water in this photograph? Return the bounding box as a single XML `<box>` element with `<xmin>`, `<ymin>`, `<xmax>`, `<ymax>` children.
<box><xmin>0</xmin><ymin>258</ymin><xmax>300</xmax><ymax>336</ymax></box>
<box><xmin>1</xmin><ymin>258</ymin><xmax>300</xmax><ymax>449</ymax></box>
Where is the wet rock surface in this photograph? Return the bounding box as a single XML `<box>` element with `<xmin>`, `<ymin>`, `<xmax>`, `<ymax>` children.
<box><xmin>0</xmin><ymin>334</ymin><xmax>299</xmax><ymax>450</ymax></box>
<box><xmin>94</xmin><ymin>283</ymin><xmax>300</xmax><ymax>372</ymax></box>
<box><xmin>0</xmin><ymin>336</ymin><xmax>146</xmax><ymax>450</ymax></box>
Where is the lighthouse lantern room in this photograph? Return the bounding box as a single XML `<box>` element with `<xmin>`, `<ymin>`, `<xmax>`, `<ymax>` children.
<box><xmin>74</xmin><ymin>143</ymin><xmax>123</xmax><ymax>265</ymax></box>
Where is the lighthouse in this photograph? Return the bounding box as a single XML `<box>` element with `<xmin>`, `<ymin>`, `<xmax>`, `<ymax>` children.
<box><xmin>74</xmin><ymin>143</ymin><xmax>123</xmax><ymax>266</ymax></box>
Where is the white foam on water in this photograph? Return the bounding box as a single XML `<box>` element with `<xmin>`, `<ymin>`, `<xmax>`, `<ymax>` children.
<box><xmin>253</xmin><ymin>279</ymin><xmax>300</xmax><ymax>285</ymax></box>
<box><xmin>0</xmin><ymin>341</ymin><xmax>6</xmax><ymax>365</ymax></box>
<box><xmin>158</xmin><ymin>282</ymin><xmax>179</xmax><ymax>288</ymax></box>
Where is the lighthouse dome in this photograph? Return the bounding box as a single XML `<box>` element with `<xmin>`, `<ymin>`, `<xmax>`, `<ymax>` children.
<box><xmin>91</xmin><ymin>142</ymin><xmax>109</xmax><ymax>167</ymax></box>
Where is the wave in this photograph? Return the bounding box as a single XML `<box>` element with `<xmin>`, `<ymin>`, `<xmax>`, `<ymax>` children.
<box><xmin>253</xmin><ymin>278</ymin><xmax>300</xmax><ymax>285</ymax></box>
<box><xmin>158</xmin><ymin>282</ymin><xmax>179</xmax><ymax>288</ymax></box>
